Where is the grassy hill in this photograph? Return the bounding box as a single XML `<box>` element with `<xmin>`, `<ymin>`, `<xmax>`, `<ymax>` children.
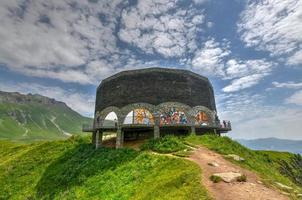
<box><xmin>0</xmin><ymin>136</ymin><xmax>209</xmax><ymax>200</ymax></box>
<box><xmin>184</xmin><ymin>135</ymin><xmax>302</xmax><ymax>197</ymax></box>
<box><xmin>0</xmin><ymin>91</ymin><xmax>91</xmax><ymax>142</ymax></box>
<box><xmin>1</xmin><ymin>134</ymin><xmax>301</xmax><ymax>199</ymax></box>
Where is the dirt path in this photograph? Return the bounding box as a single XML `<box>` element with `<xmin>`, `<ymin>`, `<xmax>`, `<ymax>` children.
<box><xmin>188</xmin><ymin>146</ymin><xmax>289</xmax><ymax>200</ymax></box>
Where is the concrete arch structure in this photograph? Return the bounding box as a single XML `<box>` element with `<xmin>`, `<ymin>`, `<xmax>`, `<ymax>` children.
<box><xmin>190</xmin><ymin>106</ymin><xmax>216</xmax><ymax>126</ymax></box>
<box><xmin>97</xmin><ymin>106</ymin><xmax>122</xmax><ymax>127</ymax></box>
<box><xmin>120</xmin><ymin>102</ymin><xmax>156</xmax><ymax>124</ymax></box>
<box><xmin>83</xmin><ymin>68</ymin><xmax>231</xmax><ymax>149</ymax></box>
<box><xmin>157</xmin><ymin>102</ymin><xmax>193</xmax><ymax>125</ymax></box>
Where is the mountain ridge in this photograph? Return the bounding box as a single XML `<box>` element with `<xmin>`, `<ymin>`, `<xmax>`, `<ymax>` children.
<box><xmin>237</xmin><ymin>137</ymin><xmax>302</xmax><ymax>154</ymax></box>
<box><xmin>0</xmin><ymin>90</ymin><xmax>91</xmax><ymax>142</ymax></box>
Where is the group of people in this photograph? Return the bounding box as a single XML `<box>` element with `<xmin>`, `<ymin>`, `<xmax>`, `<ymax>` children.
<box><xmin>222</xmin><ymin>120</ymin><xmax>231</xmax><ymax>129</ymax></box>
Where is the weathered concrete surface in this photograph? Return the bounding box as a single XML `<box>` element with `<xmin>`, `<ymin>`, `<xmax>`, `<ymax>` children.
<box><xmin>95</xmin><ymin>68</ymin><xmax>216</xmax><ymax>112</ymax></box>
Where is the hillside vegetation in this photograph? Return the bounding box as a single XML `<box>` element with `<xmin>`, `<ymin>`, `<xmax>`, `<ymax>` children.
<box><xmin>184</xmin><ymin>135</ymin><xmax>302</xmax><ymax>195</ymax></box>
<box><xmin>0</xmin><ymin>91</ymin><xmax>91</xmax><ymax>142</ymax></box>
<box><xmin>0</xmin><ymin>136</ymin><xmax>209</xmax><ymax>200</ymax></box>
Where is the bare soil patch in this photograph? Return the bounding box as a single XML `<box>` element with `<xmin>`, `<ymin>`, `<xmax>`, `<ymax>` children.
<box><xmin>188</xmin><ymin>146</ymin><xmax>289</xmax><ymax>200</ymax></box>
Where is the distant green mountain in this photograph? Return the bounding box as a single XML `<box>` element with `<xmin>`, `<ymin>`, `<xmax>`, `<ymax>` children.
<box><xmin>0</xmin><ymin>91</ymin><xmax>92</xmax><ymax>142</ymax></box>
<box><xmin>237</xmin><ymin>137</ymin><xmax>302</xmax><ymax>154</ymax></box>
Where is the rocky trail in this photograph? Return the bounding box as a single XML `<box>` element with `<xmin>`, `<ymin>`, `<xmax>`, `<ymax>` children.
<box><xmin>188</xmin><ymin>146</ymin><xmax>289</xmax><ymax>200</ymax></box>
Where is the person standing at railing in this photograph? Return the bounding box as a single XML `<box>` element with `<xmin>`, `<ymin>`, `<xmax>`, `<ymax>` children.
<box><xmin>223</xmin><ymin>120</ymin><xmax>226</xmax><ymax>128</ymax></box>
<box><xmin>227</xmin><ymin>121</ymin><xmax>231</xmax><ymax>129</ymax></box>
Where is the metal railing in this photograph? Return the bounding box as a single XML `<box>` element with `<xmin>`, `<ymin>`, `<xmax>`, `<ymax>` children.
<box><xmin>83</xmin><ymin>119</ymin><xmax>232</xmax><ymax>131</ymax></box>
<box><xmin>82</xmin><ymin>124</ymin><xmax>94</xmax><ymax>132</ymax></box>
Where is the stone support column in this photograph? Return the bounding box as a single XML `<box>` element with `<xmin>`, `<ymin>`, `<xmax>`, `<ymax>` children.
<box><xmin>153</xmin><ymin>111</ymin><xmax>160</xmax><ymax>139</ymax></box>
<box><xmin>154</xmin><ymin>125</ymin><xmax>160</xmax><ymax>139</ymax></box>
<box><xmin>116</xmin><ymin>127</ymin><xmax>124</xmax><ymax>148</ymax></box>
<box><xmin>95</xmin><ymin>130</ymin><xmax>103</xmax><ymax>149</ymax></box>
<box><xmin>190</xmin><ymin>126</ymin><xmax>196</xmax><ymax>135</ymax></box>
<box><xmin>92</xmin><ymin>131</ymin><xmax>96</xmax><ymax>145</ymax></box>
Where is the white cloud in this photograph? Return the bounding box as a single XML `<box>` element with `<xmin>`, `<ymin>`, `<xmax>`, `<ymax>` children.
<box><xmin>0</xmin><ymin>0</ymin><xmax>124</xmax><ymax>84</ymax></box>
<box><xmin>222</xmin><ymin>58</ymin><xmax>273</xmax><ymax>92</ymax></box>
<box><xmin>238</xmin><ymin>0</ymin><xmax>302</xmax><ymax>65</ymax></box>
<box><xmin>193</xmin><ymin>0</ymin><xmax>208</xmax><ymax>5</ymax></box>
<box><xmin>191</xmin><ymin>39</ymin><xmax>230</xmax><ymax>76</ymax></box>
<box><xmin>217</xmin><ymin>92</ymin><xmax>302</xmax><ymax>140</ymax></box>
<box><xmin>191</xmin><ymin>39</ymin><xmax>274</xmax><ymax>92</ymax></box>
<box><xmin>287</xmin><ymin>50</ymin><xmax>302</xmax><ymax>66</ymax></box>
<box><xmin>118</xmin><ymin>0</ymin><xmax>205</xmax><ymax>58</ymax></box>
<box><xmin>286</xmin><ymin>90</ymin><xmax>302</xmax><ymax>106</ymax></box>
<box><xmin>222</xmin><ymin>74</ymin><xmax>265</xmax><ymax>93</ymax></box>
<box><xmin>272</xmin><ymin>81</ymin><xmax>302</xmax><ymax>89</ymax></box>
<box><xmin>0</xmin><ymin>82</ymin><xmax>94</xmax><ymax>116</ymax></box>
<box><xmin>225</xmin><ymin>59</ymin><xmax>273</xmax><ymax>79</ymax></box>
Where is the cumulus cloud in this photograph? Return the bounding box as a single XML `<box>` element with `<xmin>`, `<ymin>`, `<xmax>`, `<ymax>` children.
<box><xmin>272</xmin><ymin>81</ymin><xmax>302</xmax><ymax>89</ymax></box>
<box><xmin>118</xmin><ymin>0</ymin><xmax>205</xmax><ymax>58</ymax></box>
<box><xmin>0</xmin><ymin>0</ymin><xmax>125</xmax><ymax>84</ymax></box>
<box><xmin>222</xmin><ymin>74</ymin><xmax>265</xmax><ymax>93</ymax></box>
<box><xmin>217</xmin><ymin>92</ymin><xmax>302</xmax><ymax>140</ymax></box>
<box><xmin>192</xmin><ymin>39</ymin><xmax>230</xmax><ymax>76</ymax></box>
<box><xmin>238</xmin><ymin>0</ymin><xmax>302</xmax><ymax>65</ymax></box>
<box><xmin>222</xmin><ymin>59</ymin><xmax>273</xmax><ymax>92</ymax></box>
<box><xmin>191</xmin><ymin>38</ymin><xmax>274</xmax><ymax>92</ymax></box>
<box><xmin>287</xmin><ymin>50</ymin><xmax>302</xmax><ymax>66</ymax></box>
<box><xmin>0</xmin><ymin>82</ymin><xmax>94</xmax><ymax>116</ymax></box>
<box><xmin>0</xmin><ymin>0</ymin><xmax>209</xmax><ymax>84</ymax></box>
<box><xmin>286</xmin><ymin>90</ymin><xmax>302</xmax><ymax>106</ymax></box>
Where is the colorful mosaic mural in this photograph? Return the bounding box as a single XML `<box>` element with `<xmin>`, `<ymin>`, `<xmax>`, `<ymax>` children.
<box><xmin>195</xmin><ymin>111</ymin><xmax>209</xmax><ymax>125</ymax></box>
<box><xmin>160</xmin><ymin>107</ymin><xmax>187</xmax><ymax>125</ymax></box>
<box><xmin>133</xmin><ymin>109</ymin><xmax>154</xmax><ymax>125</ymax></box>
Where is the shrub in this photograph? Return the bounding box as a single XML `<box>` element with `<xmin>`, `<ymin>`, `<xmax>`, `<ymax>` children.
<box><xmin>210</xmin><ymin>175</ymin><xmax>222</xmax><ymax>183</ymax></box>
<box><xmin>140</xmin><ymin>135</ymin><xmax>187</xmax><ymax>153</ymax></box>
<box><xmin>279</xmin><ymin>154</ymin><xmax>302</xmax><ymax>187</ymax></box>
<box><xmin>237</xmin><ymin>174</ymin><xmax>247</xmax><ymax>182</ymax></box>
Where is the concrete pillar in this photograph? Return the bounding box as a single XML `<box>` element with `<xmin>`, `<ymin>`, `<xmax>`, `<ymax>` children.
<box><xmin>92</xmin><ymin>131</ymin><xmax>96</xmax><ymax>145</ymax></box>
<box><xmin>154</xmin><ymin>125</ymin><xmax>160</xmax><ymax>139</ymax></box>
<box><xmin>214</xmin><ymin>129</ymin><xmax>217</xmax><ymax>135</ymax></box>
<box><xmin>116</xmin><ymin>127</ymin><xmax>124</xmax><ymax>148</ymax></box>
<box><xmin>190</xmin><ymin>126</ymin><xmax>196</xmax><ymax>135</ymax></box>
<box><xmin>95</xmin><ymin>130</ymin><xmax>103</xmax><ymax>149</ymax></box>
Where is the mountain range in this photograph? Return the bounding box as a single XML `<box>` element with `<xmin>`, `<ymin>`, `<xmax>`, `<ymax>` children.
<box><xmin>237</xmin><ymin>137</ymin><xmax>302</xmax><ymax>154</ymax></box>
<box><xmin>0</xmin><ymin>91</ymin><xmax>91</xmax><ymax>142</ymax></box>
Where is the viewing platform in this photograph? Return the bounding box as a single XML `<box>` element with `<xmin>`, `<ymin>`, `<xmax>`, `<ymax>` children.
<box><xmin>82</xmin><ymin>120</ymin><xmax>232</xmax><ymax>133</ymax></box>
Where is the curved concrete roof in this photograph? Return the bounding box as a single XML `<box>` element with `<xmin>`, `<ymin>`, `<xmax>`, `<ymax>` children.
<box><xmin>95</xmin><ymin>67</ymin><xmax>216</xmax><ymax>112</ymax></box>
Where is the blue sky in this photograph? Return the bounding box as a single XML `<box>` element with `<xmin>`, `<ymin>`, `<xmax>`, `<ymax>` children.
<box><xmin>0</xmin><ymin>0</ymin><xmax>301</xmax><ymax>140</ymax></box>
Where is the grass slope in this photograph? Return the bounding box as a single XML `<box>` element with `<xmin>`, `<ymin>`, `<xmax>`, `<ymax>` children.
<box><xmin>185</xmin><ymin>135</ymin><xmax>302</xmax><ymax>196</ymax></box>
<box><xmin>0</xmin><ymin>136</ymin><xmax>210</xmax><ymax>200</ymax></box>
<box><xmin>0</xmin><ymin>102</ymin><xmax>91</xmax><ymax>142</ymax></box>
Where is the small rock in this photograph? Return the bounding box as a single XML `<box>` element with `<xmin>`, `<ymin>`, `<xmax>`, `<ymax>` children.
<box><xmin>297</xmin><ymin>194</ymin><xmax>302</xmax><ymax>197</ymax></box>
<box><xmin>212</xmin><ymin>172</ymin><xmax>243</xmax><ymax>183</ymax></box>
<box><xmin>208</xmin><ymin>162</ymin><xmax>219</xmax><ymax>167</ymax></box>
<box><xmin>275</xmin><ymin>182</ymin><xmax>293</xmax><ymax>191</ymax></box>
<box><xmin>257</xmin><ymin>180</ymin><xmax>263</xmax><ymax>184</ymax></box>
<box><xmin>225</xmin><ymin>154</ymin><xmax>245</xmax><ymax>161</ymax></box>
